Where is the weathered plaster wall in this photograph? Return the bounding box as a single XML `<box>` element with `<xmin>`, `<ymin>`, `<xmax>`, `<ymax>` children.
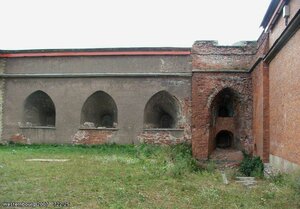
<box><xmin>5</xmin><ymin>55</ymin><xmax>191</xmax><ymax>74</ymax></box>
<box><xmin>3</xmin><ymin>55</ymin><xmax>192</xmax><ymax>145</ymax></box>
<box><xmin>0</xmin><ymin>58</ymin><xmax>5</xmax><ymax>141</ymax></box>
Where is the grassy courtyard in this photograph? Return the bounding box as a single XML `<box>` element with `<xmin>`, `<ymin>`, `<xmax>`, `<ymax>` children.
<box><xmin>0</xmin><ymin>143</ymin><xmax>299</xmax><ymax>209</ymax></box>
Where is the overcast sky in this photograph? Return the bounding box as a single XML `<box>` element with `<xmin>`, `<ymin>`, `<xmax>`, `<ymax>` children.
<box><xmin>0</xmin><ymin>0</ymin><xmax>271</xmax><ymax>49</ymax></box>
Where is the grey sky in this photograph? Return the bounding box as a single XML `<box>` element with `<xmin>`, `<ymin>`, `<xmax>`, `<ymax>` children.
<box><xmin>0</xmin><ymin>0</ymin><xmax>271</xmax><ymax>49</ymax></box>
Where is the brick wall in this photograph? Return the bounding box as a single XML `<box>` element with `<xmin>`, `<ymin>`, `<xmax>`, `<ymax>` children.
<box><xmin>252</xmin><ymin>62</ymin><xmax>270</xmax><ymax>162</ymax></box>
<box><xmin>192</xmin><ymin>41</ymin><xmax>256</xmax><ymax>71</ymax></box>
<box><xmin>192</xmin><ymin>72</ymin><xmax>253</xmax><ymax>159</ymax></box>
<box><xmin>191</xmin><ymin>41</ymin><xmax>254</xmax><ymax>160</ymax></box>
<box><xmin>269</xmin><ymin>30</ymin><xmax>300</xmax><ymax>165</ymax></box>
<box><xmin>251</xmin><ymin>33</ymin><xmax>270</xmax><ymax>162</ymax></box>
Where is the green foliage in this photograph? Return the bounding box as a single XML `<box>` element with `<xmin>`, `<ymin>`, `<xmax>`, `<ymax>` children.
<box><xmin>167</xmin><ymin>143</ymin><xmax>200</xmax><ymax>177</ymax></box>
<box><xmin>292</xmin><ymin>176</ymin><xmax>300</xmax><ymax>196</ymax></box>
<box><xmin>205</xmin><ymin>160</ymin><xmax>217</xmax><ymax>173</ymax></box>
<box><xmin>136</xmin><ymin>143</ymin><xmax>200</xmax><ymax>178</ymax></box>
<box><xmin>269</xmin><ymin>172</ymin><xmax>285</xmax><ymax>185</ymax></box>
<box><xmin>239</xmin><ymin>152</ymin><xmax>264</xmax><ymax>177</ymax></box>
<box><xmin>269</xmin><ymin>171</ymin><xmax>300</xmax><ymax>196</ymax></box>
<box><xmin>135</xmin><ymin>143</ymin><xmax>160</xmax><ymax>158</ymax></box>
<box><xmin>290</xmin><ymin>173</ymin><xmax>300</xmax><ymax>195</ymax></box>
<box><xmin>0</xmin><ymin>143</ymin><xmax>299</xmax><ymax>208</ymax></box>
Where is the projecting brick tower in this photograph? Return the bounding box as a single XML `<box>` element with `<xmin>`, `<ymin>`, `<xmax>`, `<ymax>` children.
<box><xmin>191</xmin><ymin>41</ymin><xmax>257</xmax><ymax>160</ymax></box>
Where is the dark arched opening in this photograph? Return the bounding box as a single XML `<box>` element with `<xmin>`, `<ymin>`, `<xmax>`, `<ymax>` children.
<box><xmin>144</xmin><ymin>91</ymin><xmax>180</xmax><ymax>129</ymax></box>
<box><xmin>214</xmin><ymin>88</ymin><xmax>235</xmax><ymax>117</ymax></box>
<box><xmin>81</xmin><ymin>91</ymin><xmax>117</xmax><ymax>128</ymax></box>
<box><xmin>23</xmin><ymin>90</ymin><xmax>56</xmax><ymax>127</ymax></box>
<box><xmin>215</xmin><ymin>130</ymin><xmax>233</xmax><ymax>149</ymax></box>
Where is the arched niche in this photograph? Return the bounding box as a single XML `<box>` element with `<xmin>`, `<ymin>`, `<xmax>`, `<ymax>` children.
<box><xmin>215</xmin><ymin>130</ymin><xmax>233</xmax><ymax>149</ymax></box>
<box><xmin>144</xmin><ymin>91</ymin><xmax>180</xmax><ymax>129</ymax></box>
<box><xmin>80</xmin><ymin>91</ymin><xmax>118</xmax><ymax>128</ymax></box>
<box><xmin>210</xmin><ymin>88</ymin><xmax>239</xmax><ymax>126</ymax></box>
<box><xmin>23</xmin><ymin>90</ymin><xmax>56</xmax><ymax>127</ymax></box>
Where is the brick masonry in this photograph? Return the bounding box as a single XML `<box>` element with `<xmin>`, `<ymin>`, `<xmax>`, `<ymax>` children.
<box><xmin>72</xmin><ymin>130</ymin><xmax>115</xmax><ymax>145</ymax></box>
<box><xmin>268</xmin><ymin>30</ymin><xmax>300</xmax><ymax>165</ymax></box>
<box><xmin>251</xmin><ymin>33</ymin><xmax>270</xmax><ymax>162</ymax></box>
<box><xmin>192</xmin><ymin>41</ymin><xmax>256</xmax><ymax>70</ymax></box>
<box><xmin>192</xmin><ymin>72</ymin><xmax>253</xmax><ymax>159</ymax></box>
<box><xmin>137</xmin><ymin>96</ymin><xmax>192</xmax><ymax>145</ymax></box>
<box><xmin>191</xmin><ymin>41</ymin><xmax>254</xmax><ymax>160</ymax></box>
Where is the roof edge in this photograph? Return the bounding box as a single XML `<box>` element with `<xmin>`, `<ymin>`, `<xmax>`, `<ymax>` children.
<box><xmin>0</xmin><ymin>47</ymin><xmax>191</xmax><ymax>58</ymax></box>
<box><xmin>260</xmin><ymin>0</ymin><xmax>282</xmax><ymax>28</ymax></box>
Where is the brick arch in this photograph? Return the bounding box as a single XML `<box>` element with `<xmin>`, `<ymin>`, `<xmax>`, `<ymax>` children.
<box><xmin>208</xmin><ymin>86</ymin><xmax>250</xmax><ymax>155</ymax></box>
<box><xmin>23</xmin><ymin>90</ymin><xmax>56</xmax><ymax>127</ymax></box>
<box><xmin>209</xmin><ymin>87</ymin><xmax>241</xmax><ymax>124</ymax></box>
<box><xmin>207</xmin><ymin>85</ymin><xmax>244</xmax><ymax>109</ymax></box>
<box><xmin>215</xmin><ymin>130</ymin><xmax>234</xmax><ymax>149</ymax></box>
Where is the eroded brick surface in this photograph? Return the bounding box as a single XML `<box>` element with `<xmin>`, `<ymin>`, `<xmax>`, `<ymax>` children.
<box><xmin>192</xmin><ymin>73</ymin><xmax>253</xmax><ymax>160</ymax></box>
<box><xmin>72</xmin><ymin>130</ymin><xmax>114</xmax><ymax>145</ymax></box>
<box><xmin>192</xmin><ymin>41</ymin><xmax>256</xmax><ymax>70</ymax></box>
<box><xmin>10</xmin><ymin>133</ymin><xmax>29</xmax><ymax>144</ymax></box>
<box><xmin>138</xmin><ymin>130</ymin><xmax>190</xmax><ymax>145</ymax></box>
<box><xmin>138</xmin><ymin>96</ymin><xmax>192</xmax><ymax>145</ymax></box>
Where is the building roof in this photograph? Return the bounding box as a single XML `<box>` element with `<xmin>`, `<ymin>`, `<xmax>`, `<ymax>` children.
<box><xmin>260</xmin><ymin>0</ymin><xmax>282</xmax><ymax>28</ymax></box>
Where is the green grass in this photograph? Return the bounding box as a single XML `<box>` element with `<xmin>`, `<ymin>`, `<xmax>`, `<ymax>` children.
<box><xmin>0</xmin><ymin>143</ymin><xmax>299</xmax><ymax>209</ymax></box>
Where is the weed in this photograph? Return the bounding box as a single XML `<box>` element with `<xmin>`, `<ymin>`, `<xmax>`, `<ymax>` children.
<box><xmin>167</xmin><ymin>143</ymin><xmax>200</xmax><ymax>177</ymax></box>
<box><xmin>269</xmin><ymin>172</ymin><xmax>285</xmax><ymax>185</ymax></box>
<box><xmin>205</xmin><ymin>160</ymin><xmax>217</xmax><ymax>173</ymax></box>
<box><xmin>239</xmin><ymin>152</ymin><xmax>264</xmax><ymax>177</ymax></box>
<box><xmin>289</xmin><ymin>172</ymin><xmax>300</xmax><ymax>195</ymax></box>
<box><xmin>0</xmin><ymin>144</ymin><xmax>299</xmax><ymax>208</ymax></box>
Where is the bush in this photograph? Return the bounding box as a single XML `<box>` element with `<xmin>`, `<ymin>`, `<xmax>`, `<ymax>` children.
<box><xmin>239</xmin><ymin>152</ymin><xmax>264</xmax><ymax>177</ymax></box>
<box><xmin>167</xmin><ymin>143</ymin><xmax>200</xmax><ymax>177</ymax></box>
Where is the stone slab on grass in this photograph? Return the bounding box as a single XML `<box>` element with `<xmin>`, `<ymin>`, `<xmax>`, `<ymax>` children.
<box><xmin>25</xmin><ymin>159</ymin><xmax>70</xmax><ymax>162</ymax></box>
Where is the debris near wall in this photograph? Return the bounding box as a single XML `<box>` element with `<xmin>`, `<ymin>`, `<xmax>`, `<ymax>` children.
<box><xmin>82</xmin><ymin>122</ymin><xmax>95</xmax><ymax>128</ymax></box>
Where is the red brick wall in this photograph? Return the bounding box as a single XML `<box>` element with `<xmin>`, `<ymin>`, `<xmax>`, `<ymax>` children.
<box><xmin>192</xmin><ymin>72</ymin><xmax>253</xmax><ymax>159</ymax></box>
<box><xmin>269</xmin><ymin>30</ymin><xmax>300</xmax><ymax>165</ymax></box>
<box><xmin>252</xmin><ymin>62</ymin><xmax>270</xmax><ymax>162</ymax></box>
<box><xmin>192</xmin><ymin>41</ymin><xmax>256</xmax><ymax>70</ymax></box>
<box><xmin>251</xmin><ymin>33</ymin><xmax>270</xmax><ymax>162</ymax></box>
